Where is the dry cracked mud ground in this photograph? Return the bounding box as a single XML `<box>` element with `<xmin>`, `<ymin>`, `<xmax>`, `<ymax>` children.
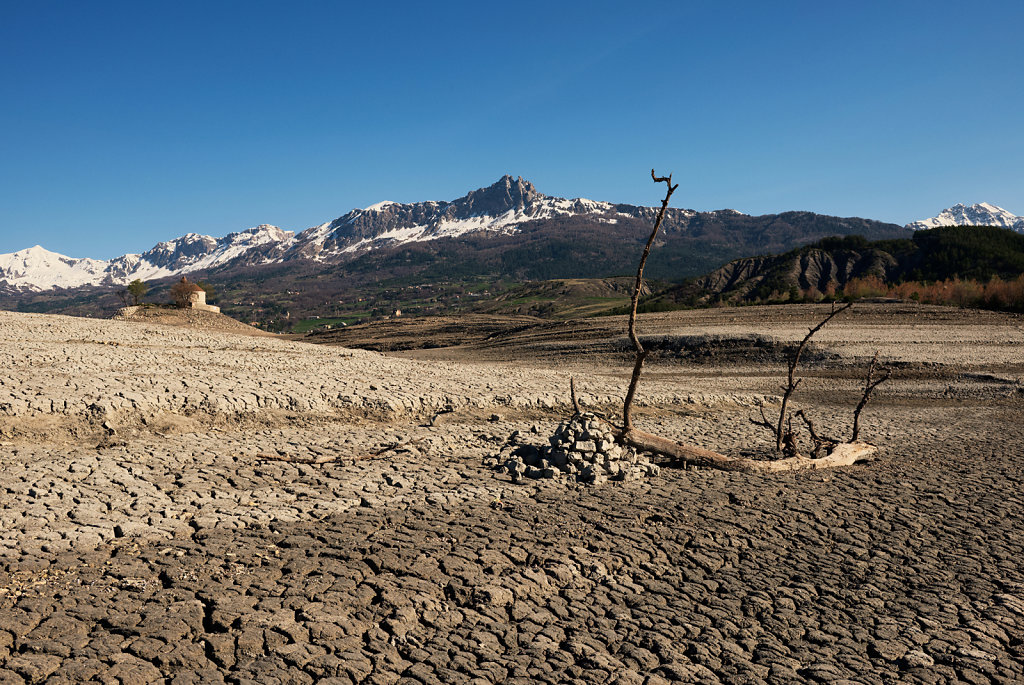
<box><xmin>0</xmin><ymin>303</ymin><xmax>1021</xmax><ymax>684</ymax></box>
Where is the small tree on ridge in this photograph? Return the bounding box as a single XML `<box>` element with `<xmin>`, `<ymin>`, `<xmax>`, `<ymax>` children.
<box><xmin>127</xmin><ymin>279</ymin><xmax>148</xmax><ymax>306</ymax></box>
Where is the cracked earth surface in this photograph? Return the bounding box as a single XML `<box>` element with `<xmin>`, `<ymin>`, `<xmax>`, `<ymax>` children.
<box><xmin>0</xmin><ymin>305</ymin><xmax>1021</xmax><ymax>684</ymax></box>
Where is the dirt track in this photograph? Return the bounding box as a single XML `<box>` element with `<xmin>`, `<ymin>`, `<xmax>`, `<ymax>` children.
<box><xmin>0</xmin><ymin>304</ymin><xmax>1022</xmax><ymax>683</ymax></box>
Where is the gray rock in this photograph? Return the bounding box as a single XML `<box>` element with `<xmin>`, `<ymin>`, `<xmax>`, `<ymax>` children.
<box><xmin>493</xmin><ymin>412</ymin><xmax>660</xmax><ymax>486</ymax></box>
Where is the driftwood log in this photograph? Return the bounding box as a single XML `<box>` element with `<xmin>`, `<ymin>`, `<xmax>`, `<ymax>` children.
<box><xmin>619</xmin><ymin>427</ymin><xmax>876</xmax><ymax>472</ymax></box>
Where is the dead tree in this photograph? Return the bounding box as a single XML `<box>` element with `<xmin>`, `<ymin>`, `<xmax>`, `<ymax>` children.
<box><xmin>750</xmin><ymin>301</ymin><xmax>852</xmax><ymax>452</ymax></box>
<box><xmin>570</xmin><ymin>376</ymin><xmax>582</xmax><ymax>414</ymax></box>
<box><xmin>623</xmin><ymin>170</ymin><xmax>677</xmax><ymax>432</ymax></box>
<box><xmin>791</xmin><ymin>351</ymin><xmax>892</xmax><ymax>457</ymax></box>
<box><xmin>851</xmin><ymin>352</ymin><xmax>892</xmax><ymax>442</ymax></box>
<box><xmin>612</xmin><ymin>171</ymin><xmax>884</xmax><ymax>472</ymax></box>
<box><xmin>793</xmin><ymin>409</ymin><xmax>832</xmax><ymax>459</ymax></box>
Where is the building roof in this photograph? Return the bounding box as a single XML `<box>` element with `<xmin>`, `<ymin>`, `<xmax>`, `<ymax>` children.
<box><xmin>178</xmin><ymin>277</ymin><xmax>204</xmax><ymax>293</ymax></box>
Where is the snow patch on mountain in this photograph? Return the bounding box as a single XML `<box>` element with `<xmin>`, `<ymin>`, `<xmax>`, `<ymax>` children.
<box><xmin>363</xmin><ymin>201</ymin><xmax>397</xmax><ymax>212</ymax></box>
<box><xmin>906</xmin><ymin>203</ymin><xmax>1024</xmax><ymax>232</ymax></box>
<box><xmin>0</xmin><ymin>225</ymin><xmax>295</xmax><ymax>292</ymax></box>
<box><xmin>336</xmin><ymin>207</ymin><xmax>532</xmax><ymax>255</ymax></box>
<box><xmin>294</xmin><ymin>176</ymin><xmax>639</xmax><ymax>259</ymax></box>
<box><xmin>0</xmin><ymin>175</ymin><xmax>752</xmax><ymax>292</ymax></box>
<box><xmin>0</xmin><ymin>246</ymin><xmax>111</xmax><ymax>290</ymax></box>
<box><xmin>192</xmin><ymin>225</ymin><xmax>295</xmax><ymax>269</ymax></box>
<box><xmin>331</xmin><ymin>200</ymin><xmax>621</xmax><ymax>256</ymax></box>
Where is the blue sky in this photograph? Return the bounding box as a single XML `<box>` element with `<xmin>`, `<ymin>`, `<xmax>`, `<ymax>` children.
<box><xmin>2</xmin><ymin>1</ymin><xmax>1022</xmax><ymax>258</ymax></box>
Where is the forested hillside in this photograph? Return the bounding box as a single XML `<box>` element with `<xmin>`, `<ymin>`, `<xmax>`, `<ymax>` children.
<box><xmin>640</xmin><ymin>226</ymin><xmax>1024</xmax><ymax>312</ymax></box>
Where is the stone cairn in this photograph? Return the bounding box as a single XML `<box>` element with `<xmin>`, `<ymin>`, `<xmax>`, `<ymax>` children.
<box><xmin>490</xmin><ymin>412</ymin><xmax>660</xmax><ymax>485</ymax></box>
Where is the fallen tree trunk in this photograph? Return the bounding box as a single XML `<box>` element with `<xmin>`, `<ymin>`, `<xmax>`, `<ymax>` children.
<box><xmin>618</xmin><ymin>427</ymin><xmax>876</xmax><ymax>473</ymax></box>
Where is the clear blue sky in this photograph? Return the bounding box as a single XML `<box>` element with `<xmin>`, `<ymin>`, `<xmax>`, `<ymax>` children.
<box><xmin>2</xmin><ymin>1</ymin><xmax>1022</xmax><ymax>258</ymax></box>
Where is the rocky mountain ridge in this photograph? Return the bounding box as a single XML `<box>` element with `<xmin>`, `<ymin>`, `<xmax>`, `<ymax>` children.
<box><xmin>689</xmin><ymin>246</ymin><xmax>901</xmax><ymax>302</ymax></box>
<box><xmin>0</xmin><ymin>176</ymin><xmax>903</xmax><ymax>293</ymax></box>
<box><xmin>0</xmin><ymin>176</ymin><xmax>646</xmax><ymax>291</ymax></box>
<box><xmin>289</xmin><ymin>175</ymin><xmax>641</xmax><ymax>261</ymax></box>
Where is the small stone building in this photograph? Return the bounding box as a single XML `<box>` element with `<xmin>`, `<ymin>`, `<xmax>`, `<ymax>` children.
<box><xmin>176</xmin><ymin>278</ymin><xmax>220</xmax><ymax>313</ymax></box>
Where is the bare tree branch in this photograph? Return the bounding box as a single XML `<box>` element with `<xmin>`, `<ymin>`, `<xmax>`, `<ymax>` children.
<box><xmin>623</xmin><ymin>169</ymin><xmax>678</xmax><ymax>430</ymax></box>
<box><xmin>750</xmin><ymin>402</ymin><xmax>775</xmax><ymax>433</ymax></box>
<box><xmin>620</xmin><ymin>427</ymin><xmax>874</xmax><ymax>472</ymax></box>
<box><xmin>851</xmin><ymin>351</ymin><xmax>892</xmax><ymax>442</ymax></box>
<box><xmin>773</xmin><ymin>301</ymin><xmax>852</xmax><ymax>450</ymax></box>
<box><xmin>793</xmin><ymin>409</ymin><xmax>839</xmax><ymax>458</ymax></box>
<box><xmin>570</xmin><ymin>376</ymin><xmax>582</xmax><ymax>414</ymax></box>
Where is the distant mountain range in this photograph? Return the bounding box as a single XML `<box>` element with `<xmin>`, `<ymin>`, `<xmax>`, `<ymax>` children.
<box><xmin>906</xmin><ymin>202</ymin><xmax>1024</xmax><ymax>232</ymax></box>
<box><xmin>0</xmin><ymin>176</ymin><xmax>908</xmax><ymax>296</ymax></box>
<box><xmin>0</xmin><ymin>225</ymin><xmax>294</xmax><ymax>291</ymax></box>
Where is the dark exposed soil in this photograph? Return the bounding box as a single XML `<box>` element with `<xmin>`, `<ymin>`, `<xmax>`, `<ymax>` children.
<box><xmin>304</xmin><ymin>314</ymin><xmax>544</xmax><ymax>352</ymax></box>
<box><xmin>309</xmin><ymin>302</ymin><xmax>1024</xmax><ymax>368</ymax></box>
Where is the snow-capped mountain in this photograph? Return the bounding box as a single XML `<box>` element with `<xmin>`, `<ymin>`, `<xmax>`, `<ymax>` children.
<box><xmin>0</xmin><ymin>176</ymin><xmax>679</xmax><ymax>292</ymax></box>
<box><xmin>130</xmin><ymin>224</ymin><xmax>295</xmax><ymax>276</ymax></box>
<box><xmin>0</xmin><ymin>175</ymin><xmax>904</xmax><ymax>294</ymax></box>
<box><xmin>0</xmin><ymin>225</ymin><xmax>295</xmax><ymax>292</ymax></box>
<box><xmin>906</xmin><ymin>203</ymin><xmax>1024</xmax><ymax>232</ymax></box>
<box><xmin>0</xmin><ymin>246</ymin><xmax>112</xmax><ymax>290</ymax></box>
<box><xmin>289</xmin><ymin>175</ymin><xmax>656</xmax><ymax>260</ymax></box>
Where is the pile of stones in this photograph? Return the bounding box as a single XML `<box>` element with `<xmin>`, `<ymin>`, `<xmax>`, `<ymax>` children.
<box><xmin>491</xmin><ymin>412</ymin><xmax>660</xmax><ymax>485</ymax></box>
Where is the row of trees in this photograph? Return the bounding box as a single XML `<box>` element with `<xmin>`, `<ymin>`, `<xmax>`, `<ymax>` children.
<box><xmin>799</xmin><ymin>274</ymin><xmax>1024</xmax><ymax>312</ymax></box>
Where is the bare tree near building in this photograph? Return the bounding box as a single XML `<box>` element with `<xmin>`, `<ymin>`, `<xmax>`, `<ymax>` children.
<box><xmin>170</xmin><ymin>277</ymin><xmax>201</xmax><ymax>308</ymax></box>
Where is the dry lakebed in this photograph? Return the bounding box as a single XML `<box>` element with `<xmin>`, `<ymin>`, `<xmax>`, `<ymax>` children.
<box><xmin>0</xmin><ymin>303</ymin><xmax>1021</xmax><ymax>684</ymax></box>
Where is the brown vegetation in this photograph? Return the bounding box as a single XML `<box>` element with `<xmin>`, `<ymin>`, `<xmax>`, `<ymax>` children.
<box><xmin>835</xmin><ymin>274</ymin><xmax>1024</xmax><ymax>310</ymax></box>
<box><xmin>170</xmin><ymin>277</ymin><xmax>203</xmax><ymax>308</ymax></box>
<box><xmin>792</xmin><ymin>274</ymin><xmax>1024</xmax><ymax>311</ymax></box>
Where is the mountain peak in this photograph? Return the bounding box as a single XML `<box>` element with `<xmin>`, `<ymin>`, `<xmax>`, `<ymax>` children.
<box><xmin>20</xmin><ymin>245</ymin><xmax>57</xmax><ymax>256</ymax></box>
<box><xmin>460</xmin><ymin>175</ymin><xmax>541</xmax><ymax>214</ymax></box>
<box><xmin>239</xmin><ymin>224</ymin><xmax>294</xmax><ymax>240</ymax></box>
<box><xmin>906</xmin><ymin>203</ymin><xmax>1024</xmax><ymax>232</ymax></box>
<box><xmin>362</xmin><ymin>201</ymin><xmax>397</xmax><ymax>212</ymax></box>
<box><xmin>0</xmin><ymin>244</ymin><xmax>106</xmax><ymax>290</ymax></box>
